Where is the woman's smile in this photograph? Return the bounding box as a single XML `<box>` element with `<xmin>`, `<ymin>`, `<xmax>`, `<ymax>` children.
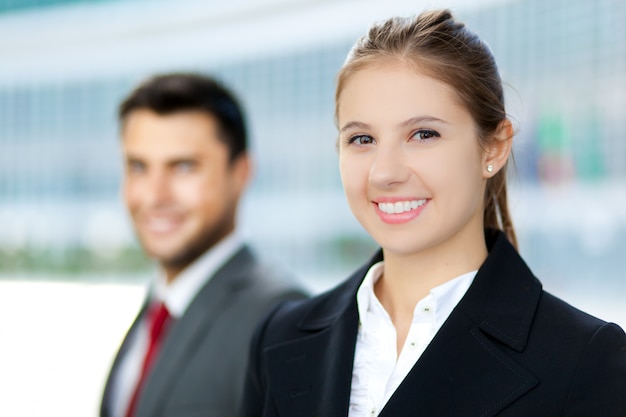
<box><xmin>374</xmin><ymin>198</ymin><xmax>429</xmax><ymax>224</ymax></box>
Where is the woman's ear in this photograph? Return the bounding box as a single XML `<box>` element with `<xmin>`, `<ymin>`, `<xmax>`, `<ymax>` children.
<box><xmin>483</xmin><ymin>119</ymin><xmax>513</xmax><ymax>178</ymax></box>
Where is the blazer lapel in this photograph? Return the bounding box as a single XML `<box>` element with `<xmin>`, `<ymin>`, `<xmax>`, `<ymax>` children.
<box><xmin>379</xmin><ymin>312</ymin><xmax>538</xmax><ymax>417</ymax></box>
<box><xmin>135</xmin><ymin>247</ymin><xmax>257</xmax><ymax>417</ymax></box>
<box><xmin>100</xmin><ymin>300</ymin><xmax>149</xmax><ymax>417</ymax></box>
<box><xmin>380</xmin><ymin>231</ymin><xmax>541</xmax><ymax>417</ymax></box>
<box><xmin>266</xmin><ymin>305</ymin><xmax>359</xmax><ymax>417</ymax></box>
<box><xmin>264</xmin><ymin>255</ymin><xmax>379</xmax><ymax>417</ymax></box>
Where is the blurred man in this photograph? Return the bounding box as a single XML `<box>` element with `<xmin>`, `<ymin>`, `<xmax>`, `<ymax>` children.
<box><xmin>100</xmin><ymin>73</ymin><xmax>306</xmax><ymax>417</ymax></box>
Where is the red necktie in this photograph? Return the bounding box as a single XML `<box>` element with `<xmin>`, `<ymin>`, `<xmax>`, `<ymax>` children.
<box><xmin>125</xmin><ymin>301</ymin><xmax>171</xmax><ymax>417</ymax></box>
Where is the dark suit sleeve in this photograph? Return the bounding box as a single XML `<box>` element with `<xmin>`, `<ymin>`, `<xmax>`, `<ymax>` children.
<box><xmin>241</xmin><ymin>302</ymin><xmax>287</xmax><ymax>417</ymax></box>
<box><xmin>564</xmin><ymin>322</ymin><xmax>626</xmax><ymax>416</ymax></box>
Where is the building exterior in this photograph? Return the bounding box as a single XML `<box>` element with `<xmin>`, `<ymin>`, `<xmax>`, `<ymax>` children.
<box><xmin>1</xmin><ymin>0</ymin><xmax>625</xmax><ymax>289</ymax></box>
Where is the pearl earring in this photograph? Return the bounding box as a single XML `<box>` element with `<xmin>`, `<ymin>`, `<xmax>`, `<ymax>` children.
<box><xmin>487</xmin><ymin>164</ymin><xmax>493</xmax><ymax>173</ymax></box>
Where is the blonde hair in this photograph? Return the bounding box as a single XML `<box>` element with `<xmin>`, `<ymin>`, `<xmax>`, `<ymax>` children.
<box><xmin>335</xmin><ymin>9</ymin><xmax>517</xmax><ymax>248</ymax></box>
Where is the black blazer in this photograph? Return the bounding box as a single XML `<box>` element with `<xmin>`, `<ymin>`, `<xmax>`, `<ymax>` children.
<box><xmin>243</xmin><ymin>231</ymin><xmax>626</xmax><ymax>417</ymax></box>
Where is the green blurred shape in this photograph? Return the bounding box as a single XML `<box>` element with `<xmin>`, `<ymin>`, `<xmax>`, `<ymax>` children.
<box><xmin>573</xmin><ymin>111</ymin><xmax>606</xmax><ymax>181</ymax></box>
<box><xmin>536</xmin><ymin>107</ymin><xmax>606</xmax><ymax>182</ymax></box>
<box><xmin>537</xmin><ymin>110</ymin><xmax>568</xmax><ymax>154</ymax></box>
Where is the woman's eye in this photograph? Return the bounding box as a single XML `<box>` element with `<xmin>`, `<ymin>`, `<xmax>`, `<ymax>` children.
<box><xmin>413</xmin><ymin>129</ymin><xmax>440</xmax><ymax>141</ymax></box>
<box><xmin>349</xmin><ymin>135</ymin><xmax>375</xmax><ymax>145</ymax></box>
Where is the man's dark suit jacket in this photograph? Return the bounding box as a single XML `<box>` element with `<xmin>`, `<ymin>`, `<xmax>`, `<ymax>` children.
<box><xmin>100</xmin><ymin>246</ymin><xmax>306</xmax><ymax>417</ymax></box>
<box><xmin>244</xmin><ymin>231</ymin><xmax>626</xmax><ymax>417</ymax></box>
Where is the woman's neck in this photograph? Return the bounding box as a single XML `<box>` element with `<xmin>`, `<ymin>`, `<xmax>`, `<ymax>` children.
<box><xmin>374</xmin><ymin>233</ymin><xmax>488</xmax><ymax>356</ymax></box>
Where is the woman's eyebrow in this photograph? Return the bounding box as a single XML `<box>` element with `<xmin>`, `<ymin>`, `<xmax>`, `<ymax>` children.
<box><xmin>339</xmin><ymin>121</ymin><xmax>371</xmax><ymax>133</ymax></box>
<box><xmin>399</xmin><ymin>116</ymin><xmax>448</xmax><ymax>128</ymax></box>
<box><xmin>340</xmin><ymin>116</ymin><xmax>448</xmax><ymax>133</ymax></box>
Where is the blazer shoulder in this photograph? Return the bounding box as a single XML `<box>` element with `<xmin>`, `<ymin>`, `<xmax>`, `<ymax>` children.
<box><xmin>563</xmin><ymin>318</ymin><xmax>626</xmax><ymax>415</ymax></box>
<box><xmin>528</xmin><ymin>290</ymin><xmax>626</xmax><ymax>411</ymax></box>
<box><xmin>220</xmin><ymin>246</ymin><xmax>307</xmax><ymax>301</ymax></box>
<box><xmin>233</xmin><ymin>259</ymin><xmax>308</xmax><ymax>315</ymax></box>
<box><xmin>256</xmin><ymin>250</ymin><xmax>379</xmax><ymax>349</ymax></box>
<box><xmin>537</xmin><ymin>290</ymin><xmax>621</xmax><ymax>334</ymax></box>
<box><xmin>255</xmin><ymin>275</ymin><xmax>359</xmax><ymax>350</ymax></box>
<box><xmin>246</xmin><ymin>262</ymin><xmax>307</xmax><ymax>297</ymax></box>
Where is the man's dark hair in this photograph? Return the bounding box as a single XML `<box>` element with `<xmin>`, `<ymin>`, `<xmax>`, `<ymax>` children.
<box><xmin>119</xmin><ymin>72</ymin><xmax>247</xmax><ymax>161</ymax></box>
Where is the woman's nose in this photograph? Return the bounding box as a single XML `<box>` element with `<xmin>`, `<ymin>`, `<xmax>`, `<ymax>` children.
<box><xmin>368</xmin><ymin>144</ymin><xmax>410</xmax><ymax>189</ymax></box>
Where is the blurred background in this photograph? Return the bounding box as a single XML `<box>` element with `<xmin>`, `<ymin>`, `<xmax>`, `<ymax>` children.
<box><xmin>0</xmin><ymin>0</ymin><xmax>625</xmax><ymax>415</ymax></box>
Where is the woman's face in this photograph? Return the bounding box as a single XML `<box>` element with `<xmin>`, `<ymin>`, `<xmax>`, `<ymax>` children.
<box><xmin>337</xmin><ymin>62</ymin><xmax>489</xmax><ymax>258</ymax></box>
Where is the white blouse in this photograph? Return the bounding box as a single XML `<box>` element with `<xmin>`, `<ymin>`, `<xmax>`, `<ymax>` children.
<box><xmin>349</xmin><ymin>261</ymin><xmax>476</xmax><ymax>417</ymax></box>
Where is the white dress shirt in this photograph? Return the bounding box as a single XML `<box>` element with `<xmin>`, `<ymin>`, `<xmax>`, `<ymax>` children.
<box><xmin>349</xmin><ymin>261</ymin><xmax>476</xmax><ymax>417</ymax></box>
<box><xmin>109</xmin><ymin>232</ymin><xmax>244</xmax><ymax>417</ymax></box>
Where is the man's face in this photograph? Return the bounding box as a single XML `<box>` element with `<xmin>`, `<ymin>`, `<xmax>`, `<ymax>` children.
<box><xmin>122</xmin><ymin>109</ymin><xmax>249</xmax><ymax>281</ymax></box>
